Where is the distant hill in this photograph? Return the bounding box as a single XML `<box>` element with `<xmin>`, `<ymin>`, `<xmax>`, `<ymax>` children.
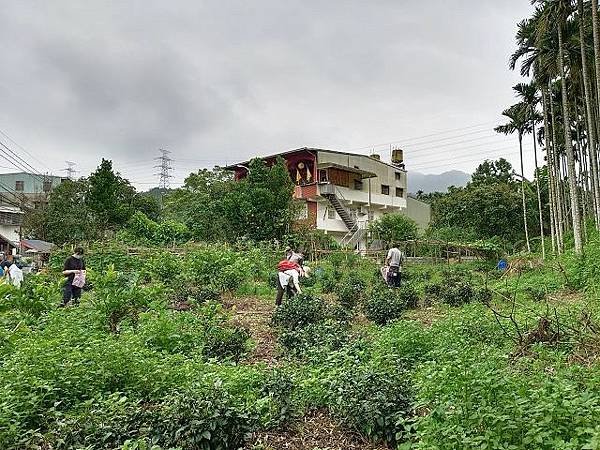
<box><xmin>408</xmin><ymin>170</ymin><xmax>470</xmax><ymax>194</ymax></box>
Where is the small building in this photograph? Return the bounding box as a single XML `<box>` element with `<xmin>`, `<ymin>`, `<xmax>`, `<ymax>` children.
<box><xmin>0</xmin><ymin>205</ymin><xmax>24</xmax><ymax>253</ymax></box>
<box><xmin>0</xmin><ymin>172</ymin><xmax>66</xmax><ymax>207</ymax></box>
<box><xmin>226</xmin><ymin>147</ymin><xmax>431</xmax><ymax>249</ymax></box>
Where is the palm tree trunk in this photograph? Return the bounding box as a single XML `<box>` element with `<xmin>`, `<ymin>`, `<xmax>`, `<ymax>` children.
<box><xmin>575</xmin><ymin>119</ymin><xmax>589</xmax><ymax>241</ymax></box>
<box><xmin>519</xmin><ymin>133</ymin><xmax>531</xmax><ymax>253</ymax></box>
<box><xmin>578</xmin><ymin>0</ymin><xmax>600</xmax><ymax>227</ymax></box>
<box><xmin>549</xmin><ymin>83</ymin><xmax>565</xmax><ymax>251</ymax></box>
<box><xmin>542</xmin><ymin>87</ymin><xmax>558</xmax><ymax>254</ymax></box>
<box><xmin>558</xmin><ymin>22</ymin><xmax>583</xmax><ymax>254</ymax></box>
<box><xmin>532</xmin><ymin>121</ymin><xmax>545</xmax><ymax>258</ymax></box>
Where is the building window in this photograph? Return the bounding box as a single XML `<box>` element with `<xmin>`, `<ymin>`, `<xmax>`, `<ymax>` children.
<box><xmin>395</xmin><ymin>172</ymin><xmax>402</xmax><ymax>181</ymax></box>
<box><xmin>353</xmin><ymin>179</ymin><xmax>363</xmax><ymax>190</ymax></box>
<box><xmin>318</xmin><ymin>169</ymin><xmax>328</xmax><ymax>183</ymax></box>
<box><xmin>327</xmin><ymin>208</ymin><xmax>336</xmax><ymax>220</ymax></box>
<box><xmin>15</xmin><ymin>181</ymin><xmax>24</xmax><ymax>191</ymax></box>
<box><xmin>381</xmin><ymin>184</ymin><xmax>390</xmax><ymax>195</ymax></box>
<box><xmin>43</xmin><ymin>181</ymin><xmax>52</xmax><ymax>192</ymax></box>
<box><xmin>396</xmin><ymin>187</ymin><xmax>404</xmax><ymax>197</ymax></box>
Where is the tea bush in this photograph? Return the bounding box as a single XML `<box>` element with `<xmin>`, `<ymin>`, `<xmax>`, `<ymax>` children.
<box><xmin>337</xmin><ymin>277</ymin><xmax>366</xmax><ymax>310</ymax></box>
<box><xmin>424</xmin><ymin>271</ymin><xmax>479</xmax><ymax>307</ymax></box>
<box><xmin>278</xmin><ymin>321</ymin><xmax>350</xmax><ymax>356</ymax></box>
<box><xmin>271</xmin><ymin>293</ymin><xmax>326</xmax><ymax>331</ymax></box>
<box><xmin>329</xmin><ymin>367</ymin><xmax>412</xmax><ymax>445</ymax></box>
<box><xmin>202</xmin><ymin>325</ymin><xmax>250</xmax><ymax>362</ymax></box>
<box><xmin>0</xmin><ymin>276</ymin><xmax>59</xmax><ymax>318</ymax></box>
<box><xmin>134</xmin><ymin>310</ymin><xmax>206</xmax><ymax>355</ymax></box>
<box><xmin>363</xmin><ymin>285</ymin><xmax>417</xmax><ymax>325</ymax></box>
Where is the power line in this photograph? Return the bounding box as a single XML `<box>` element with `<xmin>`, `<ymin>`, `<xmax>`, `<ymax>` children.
<box><xmin>0</xmin><ymin>128</ymin><xmax>52</xmax><ymax>172</ymax></box>
<box><xmin>410</xmin><ymin>150</ymin><xmax>522</xmax><ymax>172</ymax></box>
<box><xmin>344</xmin><ymin>121</ymin><xmax>496</xmax><ymax>152</ymax></box>
<box><xmin>0</xmin><ymin>139</ymin><xmax>46</xmax><ymax>176</ymax></box>
<box><xmin>0</xmin><ymin>140</ymin><xmax>47</xmax><ymax>183</ymax></box>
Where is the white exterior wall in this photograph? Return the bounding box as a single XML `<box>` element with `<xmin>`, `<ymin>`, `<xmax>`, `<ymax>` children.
<box><xmin>315</xmin><ymin>151</ymin><xmax>408</xmax><ymax>244</ymax></box>
<box><xmin>0</xmin><ymin>224</ymin><xmax>20</xmax><ymax>244</ymax></box>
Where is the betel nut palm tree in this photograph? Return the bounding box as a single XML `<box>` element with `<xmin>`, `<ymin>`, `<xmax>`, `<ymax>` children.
<box><xmin>495</xmin><ymin>103</ymin><xmax>532</xmax><ymax>253</ymax></box>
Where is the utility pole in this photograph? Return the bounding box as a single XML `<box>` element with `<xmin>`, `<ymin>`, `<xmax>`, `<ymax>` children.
<box><xmin>63</xmin><ymin>161</ymin><xmax>78</xmax><ymax>180</ymax></box>
<box><xmin>154</xmin><ymin>148</ymin><xmax>173</xmax><ymax>208</ymax></box>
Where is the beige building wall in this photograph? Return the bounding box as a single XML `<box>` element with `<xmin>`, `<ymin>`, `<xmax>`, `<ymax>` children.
<box><xmin>406</xmin><ymin>196</ymin><xmax>431</xmax><ymax>231</ymax></box>
<box><xmin>316</xmin><ymin>151</ymin><xmax>407</xmax><ymax>201</ymax></box>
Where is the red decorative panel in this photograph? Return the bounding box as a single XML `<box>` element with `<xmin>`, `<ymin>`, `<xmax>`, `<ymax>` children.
<box><xmin>294</xmin><ymin>183</ymin><xmax>318</xmax><ymax>200</ymax></box>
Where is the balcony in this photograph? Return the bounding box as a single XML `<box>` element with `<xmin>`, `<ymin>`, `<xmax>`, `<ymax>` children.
<box><xmin>317</xmin><ymin>183</ymin><xmax>406</xmax><ymax>210</ymax></box>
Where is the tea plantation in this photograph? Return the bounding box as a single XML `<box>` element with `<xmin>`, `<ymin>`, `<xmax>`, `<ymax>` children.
<box><xmin>2</xmin><ymin>241</ymin><xmax>600</xmax><ymax>449</ymax></box>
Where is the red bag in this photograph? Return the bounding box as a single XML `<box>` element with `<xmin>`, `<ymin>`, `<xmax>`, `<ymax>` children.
<box><xmin>277</xmin><ymin>260</ymin><xmax>299</xmax><ymax>272</ymax></box>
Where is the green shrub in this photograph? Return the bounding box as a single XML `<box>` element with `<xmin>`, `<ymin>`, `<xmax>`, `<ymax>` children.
<box><xmin>91</xmin><ymin>267</ymin><xmax>165</xmax><ymax>332</ymax></box>
<box><xmin>329</xmin><ymin>367</ymin><xmax>412</xmax><ymax>445</ymax></box>
<box><xmin>151</xmin><ymin>387</ymin><xmax>257</xmax><ymax>449</ymax></box>
<box><xmin>202</xmin><ymin>325</ymin><xmax>250</xmax><ymax>362</ymax></box>
<box><xmin>337</xmin><ymin>277</ymin><xmax>366</xmax><ymax>310</ymax></box>
<box><xmin>425</xmin><ymin>271</ymin><xmax>478</xmax><ymax>307</ymax></box>
<box><xmin>260</xmin><ymin>368</ymin><xmax>297</xmax><ymax>426</ymax></box>
<box><xmin>187</xmin><ymin>247</ymin><xmax>250</xmax><ymax>293</ymax></box>
<box><xmin>271</xmin><ymin>293</ymin><xmax>326</xmax><ymax>331</ymax></box>
<box><xmin>135</xmin><ymin>310</ymin><xmax>205</xmax><ymax>355</ymax></box>
<box><xmin>278</xmin><ymin>321</ymin><xmax>350</xmax><ymax>356</ymax></box>
<box><xmin>364</xmin><ymin>287</ymin><xmax>412</xmax><ymax>325</ymax></box>
<box><xmin>0</xmin><ymin>276</ymin><xmax>59</xmax><ymax>318</ymax></box>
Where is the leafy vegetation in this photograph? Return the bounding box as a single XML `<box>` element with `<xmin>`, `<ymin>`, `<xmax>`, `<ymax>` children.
<box><xmin>4</xmin><ymin>241</ymin><xmax>600</xmax><ymax>449</ymax></box>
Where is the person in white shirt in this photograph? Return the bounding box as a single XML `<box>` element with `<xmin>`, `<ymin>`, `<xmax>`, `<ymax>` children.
<box><xmin>276</xmin><ymin>267</ymin><xmax>302</xmax><ymax>306</ymax></box>
<box><xmin>6</xmin><ymin>262</ymin><xmax>23</xmax><ymax>288</ymax></box>
<box><xmin>385</xmin><ymin>245</ymin><xmax>405</xmax><ymax>287</ymax></box>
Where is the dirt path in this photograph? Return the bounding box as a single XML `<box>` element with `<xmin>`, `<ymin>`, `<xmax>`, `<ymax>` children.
<box><xmin>245</xmin><ymin>410</ymin><xmax>390</xmax><ymax>450</ymax></box>
<box><xmin>223</xmin><ymin>295</ymin><xmax>278</xmax><ymax>365</ymax></box>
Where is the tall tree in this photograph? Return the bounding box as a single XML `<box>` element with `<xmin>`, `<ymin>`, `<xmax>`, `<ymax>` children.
<box><xmin>531</xmin><ymin>0</ymin><xmax>583</xmax><ymax>253</ymax></box>
<box><xmin>23</xmin><ymin>179</ymin><xmax>97</xmax><ymax>245</ymax></box>
<box><xmin>86</xmin><ymin>159</ymin><xmax>136</xmax><ymax>231</ymax></box>
<box><xmin>514</xmin><ymin>82</ymin><xmax>546</xmax><ymax>258</ymax></box>
<box><xmin>495</xmin><ymin>104</ymin><xmax>532</xmax><ymax>252</ymax></box>
<box><xmin>578</xmin><ymin>0</ymin><xmax>600</xmax><ymax>227</ymax></box>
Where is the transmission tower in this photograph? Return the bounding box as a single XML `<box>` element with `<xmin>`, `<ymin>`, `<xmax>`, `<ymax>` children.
<box><xmin>154</xmin><ymin>149</ymin><xmax>173</xmax><ymax>190</ymax></box>
<box><xmin>63</xmin><ymin>161</ymin><xmax>78</xmax><ymax>180</ymax></box>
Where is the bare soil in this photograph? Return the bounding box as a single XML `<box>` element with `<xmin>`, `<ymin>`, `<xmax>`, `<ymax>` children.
<box><xmin>245</xmin><ymin>410</ymin><xmax>389</xmax><ymax>450</ymax></box>
<box><xmin>223</xmin><ymin>295</ymin><xmax>279</xmax><ymax>366</ymax></box>
<box><xmin>404</xmin><ymin>305</ymin><xmax>446</xmax><ymax>327</ymax></box>
<box><xmin>546</xmin><ymin>289</ymin><xmax>585</xmax><ymax>305</ymax></box>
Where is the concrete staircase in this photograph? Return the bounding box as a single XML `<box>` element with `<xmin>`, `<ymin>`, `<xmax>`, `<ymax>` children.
<box><xmin>321</xmin><ymin>184</ymin><xmax>365</xmax><ymax>249</ymax></box>
<box><xmin>321</xmin><ymin>191</ymin><xmax>358</xmax><ymax>232</ymax></box>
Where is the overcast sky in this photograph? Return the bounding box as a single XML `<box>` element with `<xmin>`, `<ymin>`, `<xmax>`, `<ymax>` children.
<box><xmin>0</xmin><ymin>0</ymin><xmax>536</xmax><ymax>188</ymax></box>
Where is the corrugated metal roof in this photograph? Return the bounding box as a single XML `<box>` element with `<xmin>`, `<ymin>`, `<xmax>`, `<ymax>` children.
<box><xmin>21</xmin><ymin>239</ymin><xmax>56</xmax><ymax>253</ymax></box>
<box><xmin>0</xmin><ymin>205</ymin><xmax>24</xmax><ymax>214</ymax></box>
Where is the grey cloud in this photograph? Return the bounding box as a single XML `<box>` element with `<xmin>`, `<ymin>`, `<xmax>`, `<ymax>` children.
<box><xmin>0</xmin><ymin>0</ymin><xmax>535</xmax><ymax>185</ymax></box>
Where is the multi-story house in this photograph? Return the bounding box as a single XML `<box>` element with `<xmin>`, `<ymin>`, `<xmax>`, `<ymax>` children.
<box><xmin>227</xmin><ymin>147</ymin><xmax>430</xmax><ymax>249</ymax></box>
<box><xmin>0</xmin><ymin>172</ymin><xmax>66</xmax><ymax>208</ymax></box>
